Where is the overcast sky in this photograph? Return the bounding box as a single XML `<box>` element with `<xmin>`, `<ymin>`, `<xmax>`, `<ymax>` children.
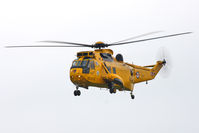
<box><xmin>0</xmin><ymin>0</ymin><xmax>199</xmax><ymax>133</ymax></box>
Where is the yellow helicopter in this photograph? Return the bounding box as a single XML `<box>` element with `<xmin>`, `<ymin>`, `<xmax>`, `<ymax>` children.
<box><xmin>6</xmin><ymin>32</ymin><xmax>191</xmax><ymax>99</ymax></box>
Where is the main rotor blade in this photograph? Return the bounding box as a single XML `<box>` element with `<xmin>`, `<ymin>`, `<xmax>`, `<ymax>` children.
<box><xmin>109</xmin><ymin>32</ymin><xmax>192</xmax><ymax>46</ymax></box>
<box><xmin>5</xmin><ymin>45</ymin><xmax>86</xmax><ymax>48</ymax></box>
<box><xmin>111</xmin><ymin>31</ymin><xmax>163</xmax><ymax>44</ymax></box>
<box><xmin>40</xmin><ymin>41</ymin><xmax>92</xmax><ymax>47</ymax></box>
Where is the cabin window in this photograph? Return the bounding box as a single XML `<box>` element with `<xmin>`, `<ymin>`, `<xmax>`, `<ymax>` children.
<box><xmin>112</xmin><ymin>67</ymin><xmax>116</xmax><ymax>74</ymax></box>
<box><xmin>89</xmin><ymin>52</ymin><xmax>93</xmax><ymax>55</ymax></box>
<box><xmin>100</xmin><ymin>53</ymin><xmax>113</xmax><ymax>62</ymax></box>
<box><xmin>107</xmin><ymin>67</ymin><xmax>111</xmax><ymax>73</ymax></box>
<box><xmin>95</xmin><ymin>61</ymin><xmax>99</xmax><ymax>66</ymax></box>
<box><xmin>130</xmin><ymin>70</ymin><xmax>133</xmax><ymax>76</ymax></box>
<box><xmin>90</xmin><ymin>61</ymin><xmax>95</xmax><ymax>69</ymax></box>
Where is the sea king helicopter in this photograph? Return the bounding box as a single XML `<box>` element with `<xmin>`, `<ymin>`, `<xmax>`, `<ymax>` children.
<box><xmin>6</xmin><ymin>32</ymin><xmax>191</xmax><ymax>99</ymax></box>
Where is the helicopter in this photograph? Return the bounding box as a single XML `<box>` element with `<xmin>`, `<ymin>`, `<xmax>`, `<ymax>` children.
<box><xmin>6</xmin><ymin>32</ymin><xmax>191</xmax><ymax>99</ymax></box>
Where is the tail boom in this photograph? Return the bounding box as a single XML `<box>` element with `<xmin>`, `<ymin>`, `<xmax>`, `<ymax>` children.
<box><xmin>126</xmin><ymin>61</ymin><xmax>165</xmax><ymax>84</ymax></box>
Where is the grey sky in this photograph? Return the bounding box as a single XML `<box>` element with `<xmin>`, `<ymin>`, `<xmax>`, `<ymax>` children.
<box><xmin>0</xmin><ymin>0</ymin><xmax>199</xmax><ymax>133</ymax></box>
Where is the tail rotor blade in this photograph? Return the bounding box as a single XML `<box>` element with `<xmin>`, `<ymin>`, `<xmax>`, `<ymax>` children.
<box><xmin>156</xmin><ymin>47</ymin><xmax>172</xmax><ymax>78</ymax></box>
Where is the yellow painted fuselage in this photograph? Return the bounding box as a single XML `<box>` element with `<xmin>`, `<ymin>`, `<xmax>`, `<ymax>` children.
<box><xmin>70</xmin><ymin>49</ymin><xmax>164</xmax><ymax>92</ymax></box>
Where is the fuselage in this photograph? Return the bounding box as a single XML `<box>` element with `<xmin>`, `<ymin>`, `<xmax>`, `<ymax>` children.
<box><xmin>70</xmin><ymin>49</ymin><xmax>134</xmax><ymax>91</ymax></box>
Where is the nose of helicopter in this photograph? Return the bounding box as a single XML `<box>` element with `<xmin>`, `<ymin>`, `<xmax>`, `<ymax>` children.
<box><xmin>70</xmin><ymin>68</ymin><xmax>88</xmax><ymax>87</ymax></box>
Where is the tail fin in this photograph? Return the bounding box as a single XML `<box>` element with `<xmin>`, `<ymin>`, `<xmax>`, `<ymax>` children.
<box><xmin>150</xmin><ymin>60</ymin><xmax>166</xmax><ymax>79</ymax></box>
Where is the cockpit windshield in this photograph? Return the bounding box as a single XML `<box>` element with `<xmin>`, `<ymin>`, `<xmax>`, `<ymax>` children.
<box><xmin>72</xmin><ymin>61</ymin><xmax>81</xmax><ymax>67</ymax></box>
<box><xmin>72</xmin><ymin>61</ymin><xmax>78</xmax><ymax>66</ymax></box>
<box><xmin>77</xmin><ymin>61</ymin><xmax>81</xmax><ymax>67</ymax></box>
<box><xmin>71</xmin><ymin>60</ymin><xmax>90</xmax><ymax>68</ymax></box>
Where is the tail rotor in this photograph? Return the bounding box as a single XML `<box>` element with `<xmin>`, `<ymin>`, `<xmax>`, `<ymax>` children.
<box><xmin>156</xmin><ymin>47</ymin><xmax>172</xmax><ymax>78</ymax></box>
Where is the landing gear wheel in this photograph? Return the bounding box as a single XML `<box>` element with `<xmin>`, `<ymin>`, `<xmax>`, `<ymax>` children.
<box><xmin>74</xmin><ymin>90</ymin><xmax>77</xmax><ymax>96</ymax></box>
<box><xmin>110</xmin><ymin>88</ymin><xmax>117</xmax><ymax>94</ymax></box>
<box><xmin>77</xmin><ymin>90</ymin><xmax>81</xmax><ymax>96</ymax></box>
<box><xmin>74</xmin><ymin>90</ymin><xmax>81</xmax><ymax>96</ymax></box>
<box><xmin>131</xmin><ymin>94</ymin><xmax>135</xmax><ymax>99</ymax></box>
<box><xmin>108</xmin><ymin>82</ymin><xmax>116</xmax><ymax>94</ymax></box>
<box><xmin>109</xmin><ymin>88</ymin><xmax>114</xmax><ymax>94</ymax></box>
<box><xmin>130</xmin><ymin>91</ymin><xmax>135</xmax><ymax>99</ymax></box>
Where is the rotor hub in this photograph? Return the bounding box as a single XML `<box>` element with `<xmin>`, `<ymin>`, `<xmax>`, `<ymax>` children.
<box><xmin>93</xmin><ymin>41</ymin><xmax>108</xmax><ymax>49</ymax></box>
<box><xmin>162</xmin><ymin>59</ymin><xmax>166</xmax><ymax>65</ymax></box>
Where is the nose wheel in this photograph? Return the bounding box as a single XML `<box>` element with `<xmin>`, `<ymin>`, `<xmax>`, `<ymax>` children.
<box><xmin>108</xmin><ymin>82</ymin><xmax>116</xmax><ymax>94</ymax></box>
<box><xmin>74</xmin><ymin>86</ymin><xmax>81</xmax><ymax>96</ymax></box>
<box><xmin>109</xmin><ymin>88</ymin><xmax>116</xmax><ymax>94</ymax></box>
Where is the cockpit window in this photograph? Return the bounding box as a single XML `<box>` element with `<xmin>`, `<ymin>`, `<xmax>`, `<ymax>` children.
<box><xmin>83</xmin><ymin>57</ymin><xmax>91</xmax><ymax>60</ymax></box>
<box><xmin>72</xmin><ymin>61</ymin><xmax>78</xmax><ymax>67</ymax></box>
<box><xmin>81</xmin><ymin>60</ymin><xmax>89</xmax><ymax>67</ymax></box>
<box><xmin>107</xmin><ymin>67</ymin><xmax>111</xmax><ymax>73</ymax></box>
<box><xmin>71</xmin><ymin>59</ymin><xmax>92</xmax><ymax>69</ymax></box>
<box><xmin>89</xmin><ymin>52</ymin><xmax>93</xmax><ymax>55</ymax></box>
<box><xmin>83</xmin><ymin>53</ymin><xmax>88</xmax><ymax>56</ymax></box>
<box><xmin>77</xmin><ymin>53</ymin><xmax>82</xmax><ymax>56</ymax></box>
<box><xmin>77</xmin><ymin>61</ymin><xmax>81</xmax><ymax>67</ymax></box>
<box><xmin>72</xmin><ymin>60</ymin><xmax>82</xmax><ymax>67</ymax></box>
